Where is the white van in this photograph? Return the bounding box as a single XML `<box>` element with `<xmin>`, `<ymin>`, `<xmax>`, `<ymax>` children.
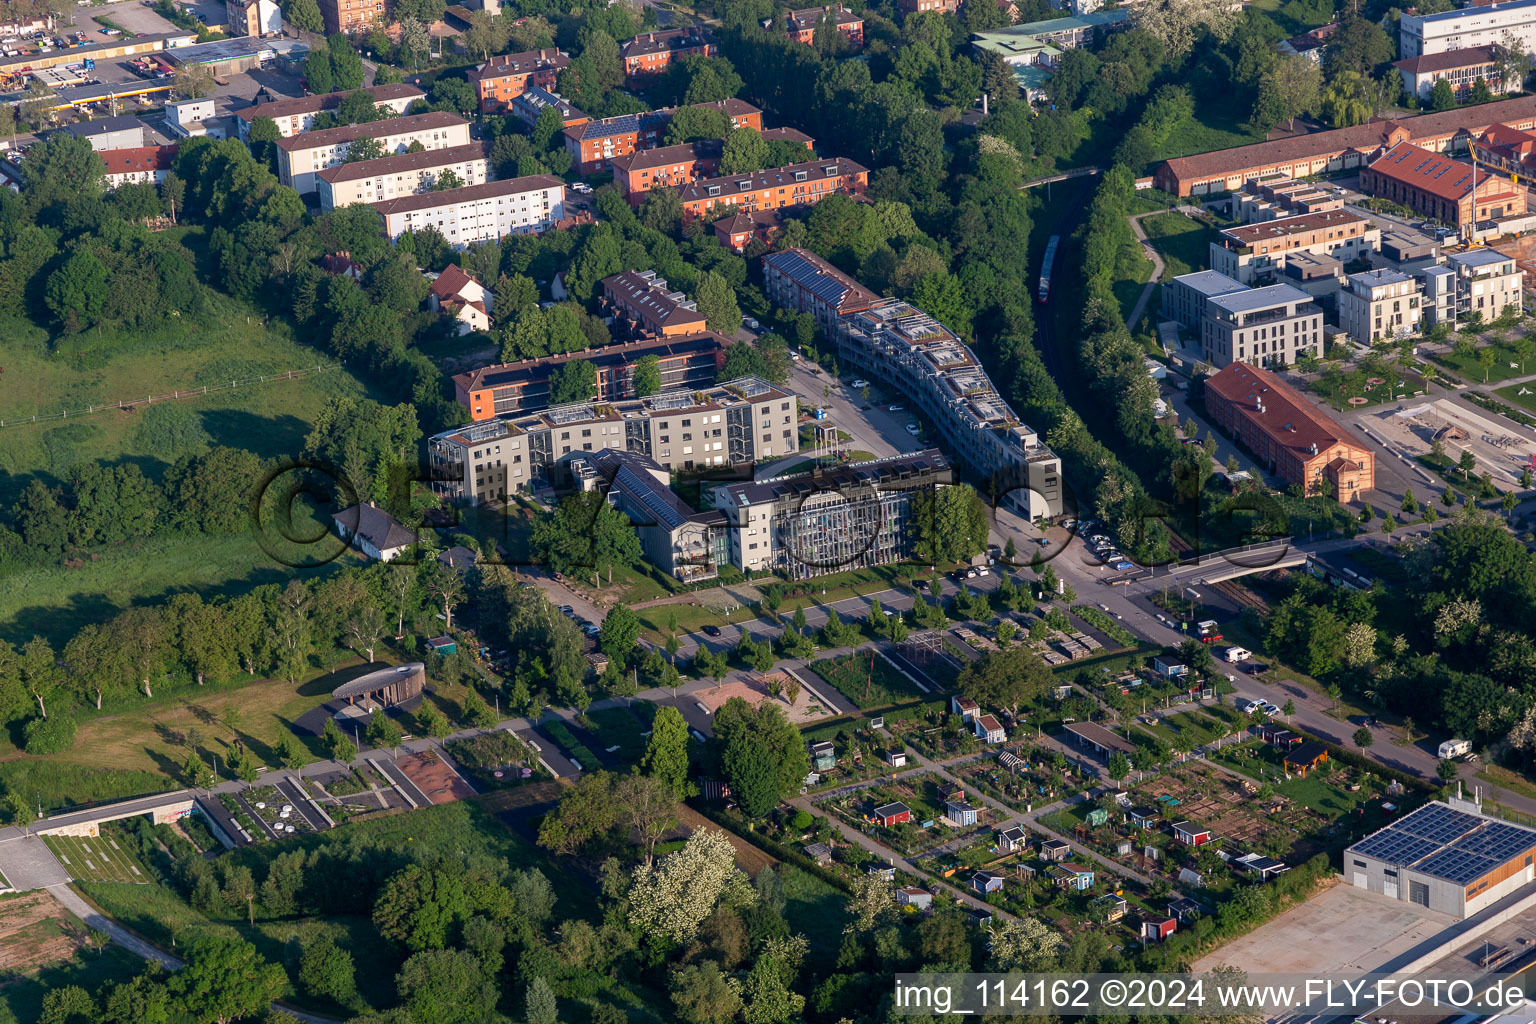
<box><xmin>1223</xmin><ymin>646</ymin><xmax>1251</xmax><ymax>663</ymax></box>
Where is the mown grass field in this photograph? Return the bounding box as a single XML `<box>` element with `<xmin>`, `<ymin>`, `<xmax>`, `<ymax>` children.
<box><xmin>1140</xmin><ymin>211</ymin><xmax>1220</xmax><ymax>282</ymax></box>
<box><xmin>43</xmin><ymin>833</ymin><xmax>150</xmax><ymax>884</ymax></box>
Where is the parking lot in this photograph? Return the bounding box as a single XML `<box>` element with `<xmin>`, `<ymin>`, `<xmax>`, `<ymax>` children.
<box><xmin>71</xmin><ymin>0</ymin><xmax>180</xmax><ymax>38</ymax></box>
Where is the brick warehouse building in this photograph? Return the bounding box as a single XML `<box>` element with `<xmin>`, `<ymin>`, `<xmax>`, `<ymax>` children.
<box><xmin>1154</xmin><ymin>94</ymin><xmax>1536</xmax><ymax>196</ymax></box>
<box><xmin>1203</xmin><ymin>362</ymin><xmax>1374</xmax><ymax>502</ymax></box>
<box><xmin>1360</xmin><ymin>141</ymin><xmax>1526</xmax><ymax>228</ymax></box>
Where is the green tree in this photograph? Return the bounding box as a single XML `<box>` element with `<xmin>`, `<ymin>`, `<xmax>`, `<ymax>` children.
<box><xmin>284</xmin><ymin>0</ymin><xmax>324</xmax><ymax>33</ymax></box>
<box><xmin>1107</xmin><ymin>751</ymin><xmax>1131</xmax><ymax>783</ymax></box>
<box><xmin>694</xmin><ymin>270</ymin><xmax>742</xmax><ymax>334</ymax></box>
<box><xmin>170</xmin><ymin>938</ymin><xmax>285</xmax><ymax>1024</ymax></box>
<box><xmin>671</xmin><ymin>960</ymin><xmax>743</xmax><ymax>1024</ymax></box>
<box><xmin>45</xmin><ymin>250</ymin><xmax>111</xmax><ymax>331</ymax></box>
<box><xmin>1437</xmin><ymin>758</ymin><xmax>1460</xmax><ymax>782</ymax></box>
<box><xmin>298</xmin><ymin>934</ymin><xmax>356</xmax><ymax>1004</ymax></box>
<box><xmin>720</xmin><ymin>126</ymin><xmax>769</xmax><ymax>174</ymax></box>
<box><xmin>419</xmin><ymin>702</ymin><xmax>452</xmax><ymax>738</ymax></box>
<box><xmin>956</xmin><ymin>646</ymin><xmax>1052</xmax><ymax>712</ymax></box>
<box><xmin>395</xmin><ymin>949</ymin><xmax>499</xmax><ymax>1024</ymax></box>
<box><xmin>632</xmin><ymin>354</ymin><xmax>663</xmax><ymax>397</ymax></box>
<box><xmin>531</xmin><ymin>491</ymin><xmax>642</xmax><ymax>587</ymax></box>
<box><xmin>20</xmin><ymin>131</ymin><xmax>103</xmax><ymax>208</ymax></box>
<box><xmin>714</xmin><ymin>697</ymin><xmax>808</xmax><ymax>816</ymax></box>
<box><xmin>1430</xmin><ymin>78</ymin><xmax>1457</xmax><ymax>111</ymax></box>
<box><xmin>366</xmin><ymin>709</ymin><xmax>404</xmax><ymax>752</ymax></box>
<box><xmin>432</xmin><ymin>168</ymin><xmax>466</xmax><ymax>191</ymax></box>
<box><xmin>525</xmin><ymin>976</ymin><xmax>559</xmax><ymax>1024</ymax></box>
<box><xmin>343</xmin><ymin>136</ymin><xmax>385</xmax><ymax>163</ymax></box>
<box><xmin>641</xmin><ymin>705</ymin><xmax>691</xmax><ymax>797</ymax></box>
<box><xmin>600</xmin><ymin>605</ymin><xmax>642</xmax><ymax>666</ymax></box>
<box><xmin>550</xmin><ymin>358</ymin><xmax>598</xmax><ymax>404</ymax></box>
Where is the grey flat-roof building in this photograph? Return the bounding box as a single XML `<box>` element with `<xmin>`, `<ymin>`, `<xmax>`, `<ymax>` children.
<box><xmin>1163</xmin><ymin>270</ymin><xmax>1248</xmax><ymax>331</ymax></box>
<box><xmin>1345</xmin><ymin>801</ymin><xmax>1536</xmax><ymax>918</ymax></box>
<box><xmin>1201</xmin><ymin>283</ymin><xmax>1323</xmax><ymax>369</ymax></box>
<box><xmin>572</xmin><ymin>449</ymin><xmax>727</xmax><ymax>582</ymax></box>
<box><xmin>57</xmin><ymin>115</ymin><xmax>148</xmax><ymax>152</ymax></box>
<box><xmin>428</xmin><ymin>376</ymin><xmax>797</xmax><ymax>503</ymax></box>
<box><xmin>1339</xmin><ymin>268</ymin><xmax>1422</xmax><ymax>345</ymax></box>
<box><xmin>715</xmin><ymin>450</ymin><xmax>955</xmax><ymax>578</ymax></box>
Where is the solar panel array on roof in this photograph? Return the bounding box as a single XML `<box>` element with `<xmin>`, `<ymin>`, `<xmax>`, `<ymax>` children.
<box><xmin>548</xmin><ymin>404</ymin><xmax>596</xmax><ymax>425</ymax></box>
<box><xmin>1395</xmin><ymin>803</ymin><xmax>1482</xmax><ymax>844</ymax></box>
<box><xmin>772</xmin><ymin>250</ymin><xmax>854</xmax><ymax>304</ymax></box>
<box><xmin>1414</xmin><ymin>846</ymin><xmax>1500</xmax><ymax>885</ymax></box>
<box><xmin>1347</xmin><ymin>802</ymin><xmax>1536</xmax><ymax>886</ymax></box>
<box><xmin>1351</xmin><ymin>830</ymin><xmax>1442</xmax><ymax>866</ymax></box>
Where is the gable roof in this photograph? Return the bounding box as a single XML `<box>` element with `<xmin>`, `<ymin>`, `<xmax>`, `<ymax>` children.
<box><xmin>333</xmin><ymin>504</ymin><xmax>416</xmax><ymax>553</ymax></box>
<box><xmin>371</xmin><ymin>174</ymin><xmax>565</xmax><ymax>216</ymax></box>
<box><xmin>1368</xmin><ymin>141</ymin><xmax>1487</xmax><ymax>202</ymax></box>
<box><xmin>102</xmin><ymin>144</ymin><xmax>176</xmax><ymax>176</ymax></box>
<box><xmin>1204</xmin><ymin>362</ymin><xmax>1355</xmax><ymax>461</ymax></box>
<box><xmin>430</xmin><ymin>264</ymin><xmax>480</xmax><ymax>303</ymax></box>
<box><xmin>276</xmin><ymin>111</ymin><xmax>468</xmax><ymax>152</ymax></box>
<box><xmin>466</xmin><ymin>48</ymin><xmax>569</xmax><ymax>84</ymax></box>
<box><xmin>680</xmin><ymin>156</ymin><xmax>868</xmax><ymax>203</ymax></box>
<box><xmin>621</xmin><ymin>26</ymin><xmax>716</xmax><ymax>58</ymax></box>
<box><xmin>237</xmin><ymin>83</ymin><xmax>423</xmax><ymax>123</ymax></box>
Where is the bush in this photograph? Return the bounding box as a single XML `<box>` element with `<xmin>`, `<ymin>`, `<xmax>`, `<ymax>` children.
<box><xmin>790</xmin><ymin>809</ymin><xmax>814</xmax><ymax>830</ymax></box>
<box><xmin>23</xmin><ymin>714</ymin><xmax>77</xmax><ymax>754</ymax></box>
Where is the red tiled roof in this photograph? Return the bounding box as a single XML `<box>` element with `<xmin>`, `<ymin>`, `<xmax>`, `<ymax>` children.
<box><xmin>236</xmin><ymin>83</ymin><xmax>423</xmax><ymax>123</ymax></box>
<box><xmin>1394</xmin><ymin>45</ymin><xmax>1497</xmax><ymax>76</ymax></box>
<box><xmin>102</xmin><ymin>144</ymin><xmax>176</xmax><ymax>176</ymax></box>
<box><xmin>1204</xmin><ymin>362</ymin><xmax>1351</xmax><ymax>459</ymax></box>
<box><xmin>1367</xmin><ymin>141</ymin><xmax>1507</xmax><ymax>202</ymax></box>
<box><xmin>1160</xmin><ymin>94</ymin><xmax>1536</xmax><ymax>183</ymax></box>
<box><xmin>621</xmin><ymin>27</ymin><xmax>716</xmax><ymax>59</ymax></box>
<box><xmin>430</xmin><ymin>263</ymin><xmax>478</xmax><ymax>302</ymax></box>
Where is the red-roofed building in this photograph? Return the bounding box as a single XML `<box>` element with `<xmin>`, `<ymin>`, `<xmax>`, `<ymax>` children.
<box><xmin>466</xmin><ymin>49</ymin><xmax>570</xmax><ymax>114</ymax></box>
<box><xmin>1471</xmin><ymin>122</ymin><xmax>1536</xmax><ymax>178</ymax></box>
<box><xmin>621</xmin><ymin>27</ymin><xmax>718</xmax><ymax>80</ymax></box>
<box><xmin>776</xmin><ymin>5</ymin><xmax>864</xmax><ymax>48</ymax></box>
<box><xmin>1203</xmin><ymin>362</ymin><xmax>1374</xmax><ymax>502</ymax></box>
<box><xmin>679</xmin><ymin>156</ymin><xmax>868</xmax><ymax>220</ymax></box>
<box><xmin>1359</xmin><ymin>141</ymin><xmax>1526</xmax><ymax>227</ymax></box>
<box><xmin>612</xmin><ymin>139</ymin><xmax>723</xmax><ymax>200</ymax></box>
<box><xmin>601</xmin><ymin>269</ymin><xmax>709</xmax><ymax>337</ymax></box>
<box><xmin>102</xmin><ymin>144</ymin><xmax>176</xmax><ymax>188</ymax></box>
<box><xmin>713</xmin><ymin>208</ymin><xmax>785</xmax><ymax>252</ymax></box>
<box><xmin>428</xmin><ymin>264</ymin><xmax>491</xmax><ymax>336</ymax></box>
<box><xmin>561</xmin><ymin>99</ymin><xmax>761</xmax><ymax>175</ymax></box>
<box><xmin>1394</xmin><ymin>46</ymin><xmax>1510</xmax><ymax>103</ymax></box>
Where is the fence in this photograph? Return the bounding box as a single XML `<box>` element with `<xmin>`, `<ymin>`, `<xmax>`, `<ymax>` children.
<box><xmin>0</xmin><ymin>364</ymin><xmax>337</xmax><ymax>429</ymax></box>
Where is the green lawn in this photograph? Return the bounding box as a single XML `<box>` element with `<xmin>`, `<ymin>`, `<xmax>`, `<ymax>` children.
<box><xmin>43</xmin><ymin>833</ymin><xmax>149</xmax><ymax>884</ymax></box>
<box><xmin>1493</xmin><ymin>381</ymin><xmax>1536</xmax><ymax>415</ymax></box>
<box><xmin>810</xmin><ymin>652</ymin><xmax>922</xmax><ymax>710</ymax></box>
<box><xmin>780</xmin><ymin>865</ymin><xmax>850</xmax><ymax>958</ymax></box>
<box><xmin>585</xmin><ymin>704</ymin><xmax>656</xmax><ymax>766</ymax></box>
<box><xmin>1140</xmin><ymin>211</ymin><xmax>1219</xmax><ymax>282</ymax></box>
<box><xmin>1429</xmin><ymin>340</ymin><xmax>1531</xmax><ymax>385</ymax></box>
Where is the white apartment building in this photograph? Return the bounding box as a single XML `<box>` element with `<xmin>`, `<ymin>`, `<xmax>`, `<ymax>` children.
<box><xmin>236</xmin><ymin>83</ymin><xmax>424</xmax><ymax>142</ymax></box>
<box><xmin>1447</xmin><ymin>248</ymin><xmax>1525</xmax><ymax>324</ymax></box>
<box><xmin>1210</xmin><ymin>210</ymin><xmax>1382</xmax><ymax>285</ymax></box>
<box><xmin>373</xmin><ymin>174</ymin><xmax>566</xmax><ymax>247</ymax></box>
<box><xmin>1201</xmin><ymin>283</ymin><xmax>1324</xmax><ymax>368</ymax></box>
<box><xmin>276</xmin><ymin>111</ymin><xmax>470</xmax><ymax>194</ymax></box>
<box><xmin>1338</xmin><ymin>269</ymin><xmax>1423</xmax><ymax>345</ymax></box>
<box><xmin>316</xmin><ymin>142</ymin><xmax>489</xmax><ymax>212</ymax></box>
<box><xmin>1162</xmin><ymin>269</ymin><xmax>1247</xmax><ymax>330</ymax></box>
<box><xmin>1401</xmin><ymin>0</ymin><xmax>1536</xmax><ymax>59</ymax></box>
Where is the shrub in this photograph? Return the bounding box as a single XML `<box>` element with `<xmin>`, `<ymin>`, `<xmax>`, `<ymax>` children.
<box><xmin>23</xmin><ymin>715</ymin><xmax>77</xmax><ymax>754</ymax></box>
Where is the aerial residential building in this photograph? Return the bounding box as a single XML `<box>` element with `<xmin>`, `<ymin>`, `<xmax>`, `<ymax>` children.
<box><xmin>621</xmin><ymin>27</ymin><xmax>718</xmax><ymax>80</ymax></box>
<box><xmin>1162</xmin><ymin>269</ymin><xmax>1248</xmax><ymax>331</ymax></box>
<box><xmin>464</xmin><ymin>48</ymin><xmax>569</xmax><ymax>114</ymax></box>
<box><xmin>1394</xmin><ymin>47</ymin><xmax>1511</xmax><ymax>102</ymax></box>
<box><xmin>835</xmin><ymin>298</ymin><xmax>1063</xmax><ymax>521</ymax></box>
<box><xmin>275</xmin><ymin>111</ymin><xmax>471</xmax><ymax>193</ymax></box>
<box><xmin>601</xmin><ymin>270</ymin><xmax>709</xmax><ymax>338</ymax></box>
<box><xmin>969</xmin><ymin>10</ymin><xmax>1131</xmax><ymax>99</ymax></box>
<box><xmin>562</xmin><ymin>99</ymin><xmax>761</xmax><ymax>175</ymax></box>
<box><xmin>371</xmin><ymin>174</ymin><xmax>565</xmax><ymax>247</ymax></box>
<box><xmin>975</xmin><ymin>714</ymin><xmax>1007</xmax><ymax>744</ymax></box>
<box><xmin>1360</xmin><ymin>142</ymin><xmax>1526</xmax><ymax>229</ymax></box>
<box><xmin>1400</xmin><ymin>0</ymin><xmax>1536</xmax><ymax>58</ymax></box>
<box><xmin>1231</xmin><ymin>173</ymin><xmax>1344</xmax><ymax>223</ymax></box>
<box><xmin>1338</xmin><ymin>269</ymin><xmax>1422</xmax><ymax>345</ymax></box>
<box><xmin>1154</xmin><ymin>95</ymin><xmax>1536</xmax><ymax>196</ymax></box>
<box><xmin>713</xmin><ymin>450</ymin><xmax>956</xmax><ymax>577</ymax></box>
<box><xmin>426</xmin><ymin>376</ymin><xmax>797</xmax><ymax>502</ymax></box>
<box><xmin>427</xmin><ymin>264</ymin><xmax>491</xmax><ymax>336</ymax></box>
<box><xmin>679</xmin><ymin>156</ymin><xmax>869</xmax><ymax>220</ymax></box>
<box><xmin>1470</xmin><ymin>121</ymin><xmax>1536</xmax><ymax>178</ymax></box>
<box><xmin>1344</xmin><ymin>801</ymin><xmax>1536</xmax><ymax>919</ymax></box>
<box><xmin>165</xmin><ymin>98</ymin><xmax>218</xmax><ymax>139</ymax></box>
<box><xmin>102</xmin><ymin>145</ymin><xmax>176</xmax><ymax>188</ymax></box>
<box><xmin>901</xmin><ymin>0</ymin><xmax>958</xmax><ymax>15</ymax></box>
<box><xmin>761</xmin><ymin>248</ymin><xmax>880</xmax><ymax>333</ymax></box>
<box><xmin>611</xmin><ymin>139</ymin><xmax>723</xmax><ymax>200</ymax></box>
<box><xmin>453</xmin><ymin>333</ymin><xmax>728</xmax><ymax>419</ymax></box>
<box><xmin>1210</xmin><ymin>210</ymin><xmax>1381</xmax><ymax>285</ymax></box>
<box><xmin>225</xmin><ymin>0</ymin><xmax>281</xmax><ymax>36</ymax></box>
<box><xmin>57</xmin><ymin>115</ymin><xmax>148</xmax><ymax>152</ymax></box>
<box><xmin>316</xmin><ymin>0</ymin><xmax>389</xmax><ymax>34</ymax></box>
<box><xmin>714</xmin><ymin>208</ymin><xmax>788</xmax><ymax>252</ymax></box>
<box><xmin>1203</xmin><ymin>362</ymin><xmax>1375</xmax><ymax>501</ymax></box>
<box><xmin>776</xmin><ymin>5</ymin><xmax>864</xmax><ymax>48</ymax></box>
<box><xmin>1276</xmin><ymin>22</ymin><xmax>1336</xmax><ymax>63</ymax></box>
<box><xmin>510</xmin><ymin>86</ymin><xmax>587</xmax><ymax>132</ymax></box>
<box><xmin>235</xmin><ymin>83</ymin><xmax>424</xmax><ymax>141</ymax></box>
<box><xmin>314</xmin><ymin>141</ymin><xmax>489</xmax><ymax>212</ymax></box>
<box><xmin>572</xmin><ymin>449</ymin><xmax>728</xmax><ymax>582</ymax></box>
<box><xmin>1201</xmin><ymin>283</ymin><xmax>1323</xmax><ymax>369</ymax></box>
<box><xmin>331</xmin><ymin>503</ymin><xmax>416</xmax><ymax>560</ymax></box>
<box><xmin>1447</xmin><ymin>248</ymin><xmax>1526</xmax><ymax>324</ymax></box>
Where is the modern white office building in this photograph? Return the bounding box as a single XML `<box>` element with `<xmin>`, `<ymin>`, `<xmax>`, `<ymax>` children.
<box><xmin>1338</xmin><ymin>269</ymin><xmax>1423</xmax><ymax>345</ymax></box>
<box><xmin>1200</xmin><ymin>283</ymin><xmax>1324</xmax><ymax>368</ymax></box>
<box><xmin>372</xmin><ymin>174</ymin><xmax>565</xmax><ymax>247</ymax></box>
<box><xmin>1400</xmin><ymin>0</ymin><xmax>1536</xmax><ymax>59</ymax></box>
<box><xmin>1163</xmin><ymin>269</ymin><xmax>1248</xmax><ymax>331</ymax></box>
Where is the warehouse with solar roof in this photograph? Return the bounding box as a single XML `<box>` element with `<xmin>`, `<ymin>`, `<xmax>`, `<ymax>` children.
<box><xmin>1345</xmin><ymin>802</ymin><xmax>1536</xmax><ymax>918</ymax></box>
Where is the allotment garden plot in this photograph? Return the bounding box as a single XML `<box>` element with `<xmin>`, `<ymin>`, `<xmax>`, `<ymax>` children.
<box><xmin>818</xmin><ymin>772</ymin><xmax>990</xmax><ymax>856</ymax></box>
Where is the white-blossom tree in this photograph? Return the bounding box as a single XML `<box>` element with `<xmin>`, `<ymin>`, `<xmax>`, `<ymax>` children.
<box><xmin>987</xmin><ymin>917</ymin><xmax>1064</xmax><ymax>973</ymax></box>
<box><xmin>1131</xmin><ymin>0</ymin><xmax>1238</xmax><ymax>59</ymax></box>
<box><xmin>628</xmin><ymin>830</ymin><xmax>755</xmax><ymax>944</ymax></box>
<box><xmin>1343</xmin><ymin>622</ymin><xmax>1378</xmax><ymax>668</ymax></box>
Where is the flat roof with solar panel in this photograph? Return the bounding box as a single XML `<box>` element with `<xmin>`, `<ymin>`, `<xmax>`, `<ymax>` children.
<box><xmin>1345</xmin><ymin>801</ymin><xmax>1536</xmax><ymax>892</ymax></box>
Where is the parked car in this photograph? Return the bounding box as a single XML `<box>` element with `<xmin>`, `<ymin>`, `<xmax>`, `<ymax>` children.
<box><xmin>702</xmin><ymin>624</ymin><xmax>722</xmax><ymax>637</ymax></box>
<box><xmin>850</xmin><ymin>378</ymin><xmax>870</xmax><ymax>389</ymax></box>
<box><xmin>905</xmin><ymin>423</ymin><xmax>921</xmax><ymax>435</ymax></box>
<box><xmin>559</xmin><ymin>605</ymin><xmax>575</xmax><ymax>617</ymax></box>
<box><xmin>888</xmin><ymin>404</ymin><xmax>904</xmax><ymax>412</ymax></box>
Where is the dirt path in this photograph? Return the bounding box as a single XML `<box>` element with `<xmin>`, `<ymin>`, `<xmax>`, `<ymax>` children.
<box><xmin>1125</xmin><ymin>210</ymin><xmax>1168</xmax><ymax>330</ymax></box>
<box><xmin>674</xmin><ymin>804</ymin><xmax>778</xmax><ymax>875</ymax></box>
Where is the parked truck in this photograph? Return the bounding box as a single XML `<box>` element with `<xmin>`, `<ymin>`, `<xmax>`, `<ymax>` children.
<box><xmin>1438</xmin><ymin>738</ymin><xmax>1471</xmax><ymax>760</ymax></box>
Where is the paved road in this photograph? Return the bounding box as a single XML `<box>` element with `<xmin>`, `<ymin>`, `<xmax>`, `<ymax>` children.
<box><xmin>1125</xmin><ymin>210</ymin><xmax>1169</xmax><ymax>330</ymax></box>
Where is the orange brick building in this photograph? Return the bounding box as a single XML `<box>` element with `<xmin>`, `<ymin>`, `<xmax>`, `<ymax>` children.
<box><xmin>601</xmin><ymin>270</ymin><xmax>709</xmax><ymax>337</ymax></box>
<box><xmin>679</xmin><ymin>156</ymin><xmax>868</xmax><ymax>220</ymax></box>
<box><xmin>317</xmin><ymin>0</ymin><xmax>388</xmax><ymax>34</ymax></box>
<box><xmin>780</xmin><ymin>5</ymin><xmax>864</xmax><ymax>48</ymax></box>
<box><xmin>1203</xmin><ymin>362</ymin><xmax>1374</xmax><ymax>502</ymax></box>
<box><xmin>621</xmin><ymin>27</ymin><xmax>717</xmax><ymax>80</ymax></box>
<box><xmin>562</xmin><ymin>98</ymin><xmax>760</xmax><ymax>175</ymax></box>
<box><xmin>1360</xmin><ymin>141</ymin><xmax>1526</xmax><ymax>228</ymax></box>
<box><xmin>899</xmin><ymin>0</ymin><xmax>958</xmax><ymax>14</ymax></box>
<box><xmin>613</xmin><ymin>128</ymin><xmax>811</xmax><ymax>200</ymax></box>
<box><xmin>465</xmin><ymin>49</ymin><xmax>570</xmax><ymax>115</ymax></box>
